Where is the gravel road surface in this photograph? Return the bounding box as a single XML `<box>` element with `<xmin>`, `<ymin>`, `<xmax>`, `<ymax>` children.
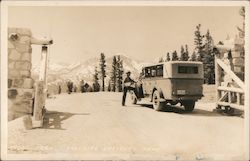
<box><xmin>8</xmin><ymin>86</ymin><xmax>244</xmax><ymax>160</ymax></box>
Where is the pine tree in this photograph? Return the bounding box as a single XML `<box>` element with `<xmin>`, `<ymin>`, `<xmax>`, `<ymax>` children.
<box><xmin>184</xmin><ymin>44</ymin><xmax>189</xmax><ymax>61</ymax></box>
<box><xmin>166</xmin><ymin>52</ymin><xmax>171</xmax><ymax>61</ymax></box>
<box><xmin>172</xmin><ymin>51</ymin><xmax>179</xmax><ymax>61</ymax></box>
<box><xmin>179</xmin><ymin>45</ymin><xmax>185</xmax><ymax>61</ymax></box>
<box><xmin>194</xmin><ymin>24</ymin><xmax>204</xmax><ymax>61</ymax></box>
<box><xmin>196</xmin><ymin>53</ymin><xmax>202</xmax><ymax>61</ymax></box>
<box><xmin>237</xmin><ymin>7</ymin><xmax>245</xmax><ymax>38</ymax></box>
<box><xmin>111</xmin><ymin>56</ymin><xmax>117</xmax><ymax>92</ymax></box>
<box><xmin>93</xmin><ymin>66</ymin><xmax>98</xmax><ymax>82</ymax></box>
<box><xmin>190</xmin><ymin>51</ymin><xmax>197</xmax><ymax>61</ymax></box>
<box><xmin>93</xmin><ymin>66</ymin><xmax>100</xmax><ymax>91</ymax></box>
<box><xmin>203</xmin><ymin>30</ymin><xmax>215</xmax><ymax>84</ymax></box>
<box><xmin>116</xmin><ymin>55</ymin><xmax>123</xmax><ymax>92</ymax></box>
<box><xmin>108</xmin><ymin>81</ymin><xmax>111</xmax><ymax>92</ymax></box>
<box><xmin>204</xmin><ymin>30</ymin><xmax>213</xmax><ymax>53</ymax></box>
<box><xmin>194</xmin><ymin>26</ymin><xmax>215</xmax><ymax>84</ymax></box>
<box><xmin>99</xmin><ymin>53</ymin><xmax>106</xmax><ymax>91</ymax></box>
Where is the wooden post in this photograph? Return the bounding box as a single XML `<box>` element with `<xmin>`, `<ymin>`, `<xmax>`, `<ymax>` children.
<box><xmin>39</xmin><ymin>45</ymin><xmax>48</xmax><ymax>98</ymax></box>
<box><xmin>228</xmin><ymin>91</ymin><xmax>231</xmax><ymax>103</ymax></box>
<box><xmin>39</xmin><ymin>46</ymin><xmax>48</xmax><ymax>82</ymax></box>
<box><xmin>237</xmin><ymin>93</ymin><xmax>240</xmax><ymax>105</ymax></box>
<box><xmin>33</xmin><ymin>46</ymin><xmax>48</xmax><ymax>122</ymax></box>
<box><xmin>215</xmin><ymin>56</ymin><xmax>222</xmax><ymax>108</ymax></box>
<box><xmin>33</xmin><ymin>81</ymin><xmax>45</xmax><ymax>120</ymax></box>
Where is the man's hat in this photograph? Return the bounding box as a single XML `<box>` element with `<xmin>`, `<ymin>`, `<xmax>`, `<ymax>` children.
<box><xmin>126</xmin><ymin>71</ymin><xmax>131</xmax><ymax>74</ymax></box>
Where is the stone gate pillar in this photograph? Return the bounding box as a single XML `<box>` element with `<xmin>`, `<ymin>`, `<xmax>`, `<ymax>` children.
<box><xmin>232</xmin><ymin>37</ymin><xmax>244</xmax><ymax>81</ymax></box>
<box><xmin>8</xmin><ymin>28</ymin><xmax>52</xmax><ymax>121</ymax></box>
<box><xmin>8</xmin><ymin>28</ymin><xmax>34</xmax><ymax>121</ymax></box>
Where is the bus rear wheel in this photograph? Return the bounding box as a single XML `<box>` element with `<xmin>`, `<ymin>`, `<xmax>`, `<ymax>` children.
<box><xmin>153</xmin><ymin>90</ymin><xmax>165</xmax><ymax>111</ymax></box>
<box><xmin>182</xmin><ymin>100</ymin><xmax>195</xmax><ymax>112</ymax></box>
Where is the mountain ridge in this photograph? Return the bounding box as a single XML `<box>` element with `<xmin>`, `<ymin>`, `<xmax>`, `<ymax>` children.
<box><xmin>32</xmin><ymin>54</ymin><xmax>151</xmax><ymax>84</ymax></box>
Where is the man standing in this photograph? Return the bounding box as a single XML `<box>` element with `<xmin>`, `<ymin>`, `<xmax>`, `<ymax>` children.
<box><xmin>58</xmin><ymin>85</ymin><xmax>61</xmax><ymax>94</ymax></box>
<box><xmin>67</xmin><ymin>81</ymin><xmax>73</xmax><ymax>94</ymax></box>
<box><xmin>122</xmin><ymin>71</ymin><xmax>139</xmax><ymax>106</ymax></box>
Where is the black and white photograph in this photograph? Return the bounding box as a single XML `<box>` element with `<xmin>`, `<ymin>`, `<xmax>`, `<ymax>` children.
<box><xmin>1</xmin><ymin>1</ymin><xmax>249</xmax><ymax>160</ymax></box>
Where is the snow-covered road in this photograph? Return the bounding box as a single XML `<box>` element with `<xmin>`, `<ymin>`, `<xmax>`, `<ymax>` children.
<box><xmin>8</xmin><ymin>91</ymin><xmax>244</xmax><ymax>160</ymax></box>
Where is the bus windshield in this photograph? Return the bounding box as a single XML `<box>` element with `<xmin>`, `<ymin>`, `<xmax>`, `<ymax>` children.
<box><xmin>145</xmin><ymin>64</ymin><xmax>163</xmax><ymax>78</ymax></box>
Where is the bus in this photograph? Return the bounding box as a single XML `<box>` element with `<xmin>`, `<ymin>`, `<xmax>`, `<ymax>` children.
<box><xmin>132</xmin><ymin>61</ymin><xmax>204</xmax><ymax>112</ymax></box>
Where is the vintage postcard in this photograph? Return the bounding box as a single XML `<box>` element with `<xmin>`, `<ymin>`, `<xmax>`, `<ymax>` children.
<box><xmin>1</xmin><ymin>0</ymin><xmax>249</xmax><ymax>160</ymax></box>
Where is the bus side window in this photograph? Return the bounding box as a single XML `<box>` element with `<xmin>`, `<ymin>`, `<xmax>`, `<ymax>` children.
<box><xmin>151</xmin><ymin>66</ymin><xmax>156</xmax><ymax>77</ymax></box>
<box><xmin>145</xmin><ymin>67</ymin><xmax>151</xmax><ymax>78</ymax></box>
<box><xmin>156</xmin><ymin>65</ymin><xmax>163</xmax><ymax>77</ymax></box>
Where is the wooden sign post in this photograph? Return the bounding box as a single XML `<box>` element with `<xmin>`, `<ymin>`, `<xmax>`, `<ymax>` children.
<box><xmin>34</xmin><ymin>45</ymin><xmax>48</xmax><ymax>123</ymax></box>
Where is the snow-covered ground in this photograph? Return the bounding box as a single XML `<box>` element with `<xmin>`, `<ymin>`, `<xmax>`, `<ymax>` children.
<box><xmin>7</xmin><ymin>85</ymin><xmax>245</xmax><ymax>160</ymax></box>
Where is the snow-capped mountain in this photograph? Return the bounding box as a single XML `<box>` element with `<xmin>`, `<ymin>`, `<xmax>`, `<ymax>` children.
<box><xmin>32</xmin><ymin>55</ymin><xmax>150</xmax><ymax>84</ymax></box>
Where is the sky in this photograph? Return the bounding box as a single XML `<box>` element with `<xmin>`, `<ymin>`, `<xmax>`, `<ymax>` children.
<box><xmin>8</xmin><ymin>6</ymin><xmax>243</xmax><ymax>64</ymax></box>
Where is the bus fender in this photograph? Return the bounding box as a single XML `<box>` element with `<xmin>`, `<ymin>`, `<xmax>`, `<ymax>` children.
<box><xmin>151</xmin><ymin>87</ymin><xmax>165</xmax><ymax>102</ymax></box>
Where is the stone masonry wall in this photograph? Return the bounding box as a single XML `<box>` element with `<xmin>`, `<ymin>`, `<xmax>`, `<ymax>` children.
<box><xmin>231</xmin><ymin>37</ymin><xmax>244</xmax><ymax>81</ymax></box>
<box><xmin>8</xmin><ymin>28</ymin><xmax>34</xmax><ymax>121</ymax></box>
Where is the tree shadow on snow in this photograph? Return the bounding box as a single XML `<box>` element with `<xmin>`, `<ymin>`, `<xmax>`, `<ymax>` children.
<box><xmin>42</xmin><ymin>110</ymin><xmax>90</xmax><ymax>130</ymax></box>
<box><xmin>138</xmin><ymin>103</ymin><xmax>223</xmax><ymax>117</ymax></box>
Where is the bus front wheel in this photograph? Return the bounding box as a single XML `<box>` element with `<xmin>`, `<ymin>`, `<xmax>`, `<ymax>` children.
<box><xmin>182</xmin><ymin>100</ymin><xmax>195</xmax><ymax>112</ymax></box>
<box><xmin>130</xmin><ymin>91</ymin><xmax>137</xmax><ymax>104</ymax></box>
<box><xmin>153</xmin><ymin>90</ymin><xmax>165</xmax><ymax>111</ymax></box>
